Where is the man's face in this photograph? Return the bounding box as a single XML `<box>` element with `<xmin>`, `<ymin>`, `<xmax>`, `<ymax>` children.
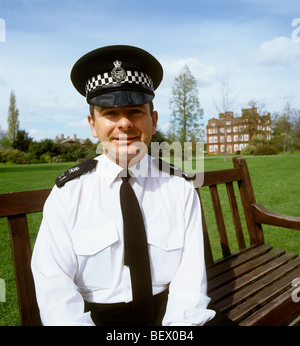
<box><xmin>88</xmin><ymin>103</ymin><xmax>158</xmax><ymax>167</ymax></box>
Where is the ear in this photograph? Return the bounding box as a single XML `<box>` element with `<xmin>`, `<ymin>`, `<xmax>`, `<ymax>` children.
<box><xmin>152</xmin><ymin>111</ymin><xmax>158</xmax><ymax>135</ymax></box>
<box><xmin>87</xmin><ymin>114</ymin><xmax>98</xmax><ymax>138</ymax></box>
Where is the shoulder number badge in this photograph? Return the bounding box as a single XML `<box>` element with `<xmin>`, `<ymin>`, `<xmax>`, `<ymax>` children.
<box><xmin>111</xmin><ymin>60</ymin><xmax>126</xmax><ymax>82</ymax></box>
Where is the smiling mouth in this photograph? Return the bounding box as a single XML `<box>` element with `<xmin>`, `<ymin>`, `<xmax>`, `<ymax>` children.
<box><xmin>113</xmin><ymin>135</ymin><xmax>140</xmax><ymax>143</ymax></box>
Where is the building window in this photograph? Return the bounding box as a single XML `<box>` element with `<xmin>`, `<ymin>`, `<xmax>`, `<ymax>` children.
<box><xmin>220</xmin><ymin>128</ymin><xmax>225</xmax><ymax>133</ymax></box>
<box><xmin>209</xmin><ymin>145</ymin><xmax>214</xmax><ymax>152</ymax></box>
<box><xmin>233</xmin><ymin>127</ymin><xmax>238</xmax><ymax>132</ymax></box>
<box><xmin>244</xmin><ymin>134</ymin><xmax>249</xmax><ymax>141</ymax></box>
<box><xmin>234</xmin><ymin>135</ymin><xmax>238</xmax><ymax>142</ymax></box>
<box><xmin>234</xmin><ymin>144</ymin><xmax>239</xmax><ymax>151</ymax></box>
<box><xmin>227</xmin><ymin>136</ymin><xmax>231</xmax><ymax>142</ymax></box>
<box><xmin>208</xmin><ymin>129</ymin><xmax>212</xmax><ymax>134</ymax></box>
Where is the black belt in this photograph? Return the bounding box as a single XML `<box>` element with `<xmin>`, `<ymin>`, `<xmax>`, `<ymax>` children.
<box><xmin>84</xmin><ymin>289</ymin><xmax>169</xmax><ymax>326</ymax></box>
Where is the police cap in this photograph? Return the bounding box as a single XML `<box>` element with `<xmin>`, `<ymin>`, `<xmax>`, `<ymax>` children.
<box><xmin>70</xmin><ymin>45</ymin><xmax>163</xmax><ymax>107</ymax></box>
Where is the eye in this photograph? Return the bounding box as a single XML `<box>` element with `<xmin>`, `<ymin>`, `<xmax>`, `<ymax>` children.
<box><xmin>128</xmin><ymin>108</ymin><xmax>145</xmax><ymax>117</ymax></box>
<box><xmin>101</xmin><ymin>109</ymin><xmax>117</xmax><ymax>117</ymax></box>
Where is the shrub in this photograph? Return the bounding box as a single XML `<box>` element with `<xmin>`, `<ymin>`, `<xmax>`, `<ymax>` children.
<box><xmin>241</xmin><ymin>145</ymin><xmax>256</xmax><ymax>155</ymax></box>
<box><xmin>253</xmin><ymin>145</ymin><xmax>278</xmax><ymax>156</ymax></box>
<box><xmin>0</xmin><ymin>149</ymin><xmax>26</xmax><ymax>164</ymax></box>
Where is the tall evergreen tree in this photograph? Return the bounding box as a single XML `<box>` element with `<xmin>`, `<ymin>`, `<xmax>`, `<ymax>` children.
<box><xmin>7</xmin><ymin>90</ymin><xmax>20</xmax><ymax>145</ymax></box>
<box><xmin>169</xmin><ymin>65</ymin><xmax>204</xmax><ymax>143</ymax></box>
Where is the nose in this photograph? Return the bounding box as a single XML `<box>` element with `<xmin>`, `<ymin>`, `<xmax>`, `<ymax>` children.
<box><xmin>117</xmin><ymin>115</ymin><xmax>134</xmax><ymax>131</ymax></box>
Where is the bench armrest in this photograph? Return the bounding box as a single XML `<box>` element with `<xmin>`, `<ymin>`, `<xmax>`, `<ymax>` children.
<box><xmin>251</xmin><ymin>203</ymin><xmax>300</xmax><ymax>231</ymax></box>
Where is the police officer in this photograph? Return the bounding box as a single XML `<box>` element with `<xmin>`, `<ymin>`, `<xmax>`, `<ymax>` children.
<box><xmin>31</xmin><ymin>45</ymin><xmax>218</xmax><ymax>326</ymax></box>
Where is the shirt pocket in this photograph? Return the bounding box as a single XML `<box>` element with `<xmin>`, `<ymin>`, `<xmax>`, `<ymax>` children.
<box><xmin>147</xmin><ymin>225</ymin><xmax>185</xmax><ymax>285</ymax></box>
<box><xmin>71</xmin><ymin>224</ymin><xmax>119</xmax><ymax>289</ymax></box>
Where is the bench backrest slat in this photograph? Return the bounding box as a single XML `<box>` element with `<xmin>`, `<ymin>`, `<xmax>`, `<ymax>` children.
<box><xmin>209</xmin><ymin>185</ymin><xmax>231</xmax><ymax>257</ymax></box>
<box><xmin>196</xmin><ymin>190</ymin><xmax>214</xmax><ymax>266</ymax></box>
<box><xmin>0</xmin><ymin>189</ymin><xmax>52</xmax><ymax>217</ymax></box>
<box><xmin>225</xmin><ymin>182</ymin><xmax>246</xmax><ymax>250</ymax></box>
<box><xmin>8</xmin><ymin>214</ymin><xmax>41</xmax><ymax>326</ymax></box>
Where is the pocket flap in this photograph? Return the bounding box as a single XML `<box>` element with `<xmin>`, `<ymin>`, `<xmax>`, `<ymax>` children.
<box><xmin>72</xmin><ymin>225</ymin><xmax>119</xmax><ymax>256</ymax></box>
<box><xmin>147</xmin><ymin>225</ymin><xmax>184</xmax><ymax>251</ymax></box>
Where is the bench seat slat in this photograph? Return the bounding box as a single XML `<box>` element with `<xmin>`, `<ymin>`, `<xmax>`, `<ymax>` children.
<box><xmin>228</xmin><ymin>266</ymin><xmax>300</xmax><ymax>324</ymax></box>
<box><xmin>212</xmin><ymin>253</ymin><xmax>300</xmax><ymax>311</ymax></box>
<box><xmin>208</xmin><ymin>247</ymin><xmax>285</xmax><ymax>292</ymax></box>
<box><xmin>207</xmin><ymin>244</ymin><xmax>272</xmax><ymax>280</ymax></box>
<box><xmin>240</xmin><ymin>286</ymin><xmax>300</xmax><ymax>326</ymax></box>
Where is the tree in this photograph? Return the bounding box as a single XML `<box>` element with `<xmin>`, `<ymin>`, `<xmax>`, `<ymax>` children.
<box><xmin>169</xmin><ymin>65</ymin><xmax>204</xmax><ymax>145</ymax></box>
<box><xmin>272</xmin><ymin>102</ymin><xmax>299</xmax><ymax>154</ymax></box>
<box><xmin>7</xmin><ymin>90</ymin><xmax>20</xmax><ymax>145</ymax></box>
<box><xmin>213</xmin><ymin>74</ymin><xmax>235</xmax><ymax>162</ymax></box>
<box><xmin>13</xmin><ymin>129</ymin><xmax>32</xmax><ymax>152</ymax></box>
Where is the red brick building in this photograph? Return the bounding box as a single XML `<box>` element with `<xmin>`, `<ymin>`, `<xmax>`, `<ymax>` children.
<box><xmin>206</xmin><ymin>108</ymin><xmax>271</xmax><ymax>155</ymax></box>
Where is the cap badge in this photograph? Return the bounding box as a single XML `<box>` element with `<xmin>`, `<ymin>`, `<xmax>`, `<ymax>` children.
<box><xmin>111</xmin><ymin>60</ymin><xmax>126</xmax><ymax>82</ymax></box>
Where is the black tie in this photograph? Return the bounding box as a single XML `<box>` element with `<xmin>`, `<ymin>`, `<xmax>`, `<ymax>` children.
<box><xmin>119</xmin><ymin>169</ymin><xmax>154</xmax><ymax>323</ymax></box>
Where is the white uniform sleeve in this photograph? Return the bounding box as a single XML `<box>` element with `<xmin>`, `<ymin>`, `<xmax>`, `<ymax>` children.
<box><xmin>31</xmin><ymin>186</ymin><xmax>95</xmax><ymax>326</ymax></box>
<box><xmin>162</xmin><ymin>184</ymin><xmax>216</xmax><ymax>326</ymax></box>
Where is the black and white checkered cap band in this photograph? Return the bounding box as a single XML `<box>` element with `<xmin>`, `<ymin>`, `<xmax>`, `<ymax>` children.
<box><xmin>86</xmin><ymin>70</ymin><xmax>153</xmax><ymax>94</ymax></box>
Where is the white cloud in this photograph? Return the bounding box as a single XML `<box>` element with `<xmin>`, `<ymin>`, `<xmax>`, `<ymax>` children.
<box><xmin>28</xmin><ymin>128</ymin><xmax>58</xmax><ymax>141</ymax></box>
<box><xmin>161</xmin><ymin>58</ymin><xmax>218</xmax><ymax>87</ymax></box>
<box><xmin>256</xmin><ymin>36</ymin><xmax>300</xmax><ymax>66</ymax></box>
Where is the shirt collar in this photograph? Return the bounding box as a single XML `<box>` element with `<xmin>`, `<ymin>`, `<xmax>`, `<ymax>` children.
<box><xmin>96</xmin><ymin>153</ymin><xmax>150</xmax><ymax>186</ymax></box>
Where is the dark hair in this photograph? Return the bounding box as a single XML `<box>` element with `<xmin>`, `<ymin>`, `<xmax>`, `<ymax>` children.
<box><xmin>89</xmin><ymin>101</ymin><xmax>154</xmax><ymax>120</ymax></box>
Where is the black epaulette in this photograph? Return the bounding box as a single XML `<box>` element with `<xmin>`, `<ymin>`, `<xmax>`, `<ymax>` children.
<box><xmin>55</xmin><ymin>159</ymin><xmax>98</xmax><ymax>187</ymax></box>
<box><xmin>152</xmin><ymin>158</ymin><xmax>194</xmax><ymax>181</ymax></box>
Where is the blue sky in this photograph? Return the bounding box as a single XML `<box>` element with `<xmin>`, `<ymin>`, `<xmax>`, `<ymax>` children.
<box><xmin>1</xmin><ymin>0</ymin><xmax>300</xmax><ymax>141</ymax></box>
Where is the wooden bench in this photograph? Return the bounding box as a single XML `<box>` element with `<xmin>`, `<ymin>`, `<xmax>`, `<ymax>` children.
<box><xmin>0</xmin><ymin>157</ymin><xmax>299</xmax><ymax>326</ymax></box>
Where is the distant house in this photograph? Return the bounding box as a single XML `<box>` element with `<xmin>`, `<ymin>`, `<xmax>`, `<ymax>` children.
<box><xmin>206</xmin><ymin>108</ymin><xmax>272</xmax><ymax>155</ymax></box>
<box><xmin>55</xmin><ymin>134</ymin><xmax>85</xmax><ymax>146</ymax></box>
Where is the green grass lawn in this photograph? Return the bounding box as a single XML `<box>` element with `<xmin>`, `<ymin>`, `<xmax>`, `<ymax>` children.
<box><xmin>0</xmin><ymin>154</ymin><xmax>300</xmax><ymax>325</ymax></box>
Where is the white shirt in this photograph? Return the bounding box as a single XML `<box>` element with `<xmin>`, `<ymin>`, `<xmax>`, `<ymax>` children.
<box><xmin>31</xmin><ymin>154</ymin><xmax>215</xmax><ymax>326</ymax></box>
